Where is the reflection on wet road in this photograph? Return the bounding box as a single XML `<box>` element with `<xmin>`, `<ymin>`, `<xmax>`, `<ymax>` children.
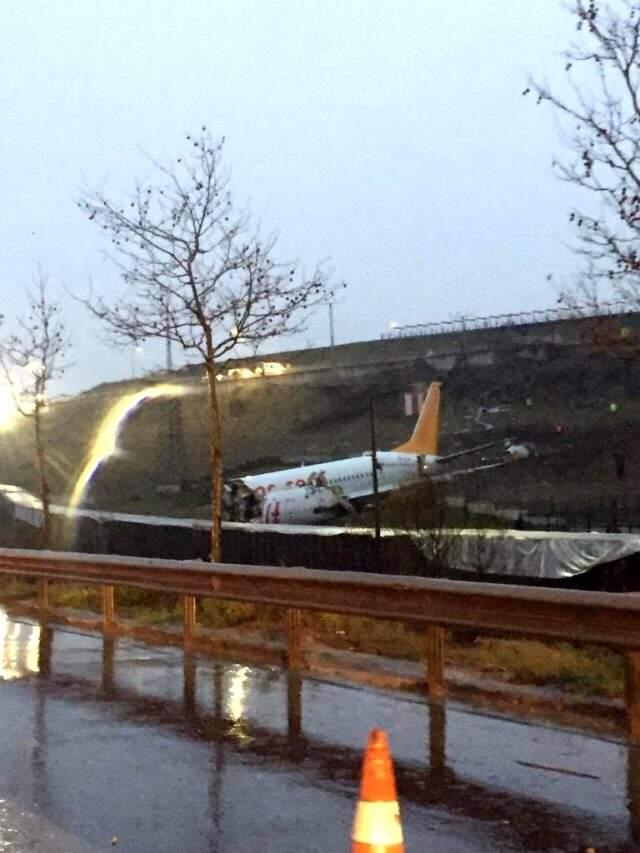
<box><xmin>0</xmin><ymin>612</ymin><xmax>39</xmax><ymax>681</ymax></box>
<box><xmin>0</xmin><ymin>608</ymin><xmax>638</xmax><ymax>851</ymax></box>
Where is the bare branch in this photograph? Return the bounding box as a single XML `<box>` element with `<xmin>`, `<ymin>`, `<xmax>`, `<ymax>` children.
<box><xmin>531</xmin><ymin>1</ymin><xmax>640</xmax><ymax>306</ymax></box>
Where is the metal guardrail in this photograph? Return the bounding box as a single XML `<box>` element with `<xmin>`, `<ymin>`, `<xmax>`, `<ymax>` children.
<box><xmin>2</xmin><ymin>547</ymin><xmax>640</xmax><ymax>735</ymax></box>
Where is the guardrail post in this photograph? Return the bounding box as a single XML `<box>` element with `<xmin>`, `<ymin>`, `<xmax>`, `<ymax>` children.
<box><xmin>38</xmin><ymin>624</ymin><xmax>52</xmax><ymax>679</ymax></box>
<box><xmin>286</xmin><ymin>609</ymin><xmax>304</xmax><ymax>671</ymax></box>
<box><xmin>101</xmin><ymin>585</ymin><xmax>116</xmax><ymax>633</ymax></box>
<box><xmin>183</xmin><ymin>652</ymin><xmax>197</xmax><ymax>718</ymax></box>
<box><xmin>36</xmin><ymin>579</ymin><xmax>49</xmax><ymax>619</ymax></box>
<box><xmin>213</xmin><ymin>664</ymin><xmax>223</xmax><ymax>726</ymax></box>
<box><xmin>102</xmin><ymin>635</ymin><xmax>115</xmax><ymax>694</ymax></box>
<box><xmin>287</xmin><ymin>671</ymin><xmax>302</xmax><ymax>739</ymax></box>
<box><xmin>425</xmin><ymin>625</ymin><xmax>446</xmax><ymax>701</ymax></box>
<box><xmin>626</xmin><ymin>651</ymin><xmax>640</xmax><ymax>739</ymax></box>
<box><xmin>182</xmin><ymin>595</ymin><xmax>197</xmax><ymax>645</ymax></box>
<box><xmin>429</xmin><ymin>702</ymin><xmax>446</xmax><ymax>775</ymax></box>
<box><xmin>628</xmin><ymin>742</ymin><xmax>640</xmax><ymax>844</ymax></box>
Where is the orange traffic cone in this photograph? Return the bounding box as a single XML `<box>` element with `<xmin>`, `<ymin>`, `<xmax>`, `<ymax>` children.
<box><xmin>352</xmin><ymin>729</ymin><xmax>404</xmax><ymax>852</ymax></box>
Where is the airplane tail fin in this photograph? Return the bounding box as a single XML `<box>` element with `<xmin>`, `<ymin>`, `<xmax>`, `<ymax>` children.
<box><xmin>392</xmin><ymin>382</ymin><xmax>441</xmax><ymax>455</ymax></box>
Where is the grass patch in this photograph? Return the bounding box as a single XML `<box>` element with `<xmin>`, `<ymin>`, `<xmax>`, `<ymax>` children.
<box><xmin>49</xmin><ymin>584</ymin><xmax>101</xmax><ymax>611</ymax></box>
<box><xmin>449</xmin><ymin>638</ymin><xmax>624</xmax><ymax>698</ymax></box>
<box><xmin>307</xmin><ymin>616</ymin><xmax>624</xmax><ymax>698</ymax></box>
<box><xmin>198</xmin><ymin>599</ymin><xmax>261</xmax><ymax>629</ymax></box>
<box><xmin>309</xmin><ymin>613</ymin><xmax>424</xmax><ymax>660</ymax></box>
<box><xmin>0</xmin><ymin>576</ymin><xmax>37</xmax><ymax>600</ymax></box>
<box><xmin>115</xmin><ymin>588</ymin><xmax>179</xmax><ymax>624</ymax></box>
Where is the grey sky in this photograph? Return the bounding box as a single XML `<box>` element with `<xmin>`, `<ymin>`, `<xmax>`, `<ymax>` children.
<box><xmin>1</xmin><ymin>1</ymin><xmax>576</xmax><ymax>392</ymax></box>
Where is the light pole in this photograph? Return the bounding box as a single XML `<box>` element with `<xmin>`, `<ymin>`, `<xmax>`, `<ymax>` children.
<box><xmin>328</xmin><ymin>302</ymin><xmax>335</xmax><ymax>350</ymax></box>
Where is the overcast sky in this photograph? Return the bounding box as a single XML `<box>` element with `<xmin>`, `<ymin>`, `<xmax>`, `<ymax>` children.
<box><xmin>1</xmin><ymin>0</ymin><xmax>578</xmax><ymax>392</ymax></box>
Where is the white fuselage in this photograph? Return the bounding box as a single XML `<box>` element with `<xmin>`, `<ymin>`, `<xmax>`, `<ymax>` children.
<box><xmin>241</xmin><ymin>451</ymin><xmax>440</xmax><ymax>502</ymax></box>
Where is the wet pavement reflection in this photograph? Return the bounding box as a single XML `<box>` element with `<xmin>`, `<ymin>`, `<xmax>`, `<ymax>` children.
<box><xmin>0</xmin><ymin>611</ymin><xmax>40</xmax><ymax>681</ymax></box>
<box><xmin>0</xmin><ymin>608</ymin><xmax>639</xmax><ymax>851</ymax></box>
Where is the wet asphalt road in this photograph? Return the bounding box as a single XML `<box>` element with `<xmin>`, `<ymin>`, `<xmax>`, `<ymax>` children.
<box><xmin>0</xmin><ymin>609</ymin><xmax>638</xmax><ymax>852</ymax></box>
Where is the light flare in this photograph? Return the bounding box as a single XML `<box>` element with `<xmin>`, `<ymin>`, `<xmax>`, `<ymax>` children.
<box><xmin>0</xmin><ymin>360</ymin><xmax>50</xmax><ymax>431</ymax></box>
<box><xmin>68</xmin><ymin>383</ymin><xmax>188</xmax><ymax>512</ymax></box>
<box><xmin>0</xmin><ymin>387</ymin><xmax>18</xmax><ymax>432</ymax></box>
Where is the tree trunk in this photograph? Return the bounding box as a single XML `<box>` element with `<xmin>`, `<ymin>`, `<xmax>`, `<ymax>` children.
<box><xmin>34</xmin><ymin>401</ymin><xmax>52</xmax><ymax>549</ymax></box>
<box><xmin>205</xmin><ymin>360</ymin><xmax>223</xmax><ymax>561</ymax></box>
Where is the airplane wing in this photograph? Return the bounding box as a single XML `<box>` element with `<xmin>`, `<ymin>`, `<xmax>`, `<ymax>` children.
<box><xmin>435</xmin><ymin>439</ymin><xmax>512</xmax><ymax>464</ymax></box>
<box><xmin>430</xmin><ymin>460</ymin><xmax>509</xmax><ymax>481</ymax></box>
<box><xmin>349</xmin><ymin>461</ymin><xmax>510</xmax><ymax>515</ymax></box>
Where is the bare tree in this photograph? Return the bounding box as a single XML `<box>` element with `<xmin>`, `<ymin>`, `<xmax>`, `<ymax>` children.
<box><xmin>79</xmin><ymin>129</ymin><xmax>339</xmax><ymax>560</ymax></box>
<box><xmin>0</xmin><ymin>273</ymin><xmax>70</xmax><ymax>547</ymax></box>
<box><xmin>577</xmin><ymin>311</ymin><xmax>640</xmax><ymax>360</ymax></box>
<box><xmin>531</xmin><ymin>1</ymin><xmax>640</xmax><ymax>307</ymax></box>
<box><xmin>384</xmin><ymin>479</ymin><xmax>459</xmax><ymax>577</ymax></box>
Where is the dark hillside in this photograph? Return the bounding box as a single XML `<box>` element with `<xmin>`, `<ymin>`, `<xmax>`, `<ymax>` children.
<box><xmin>0</xmin><ymin>315</ymin><xmax>638</xmax><ymax>524</ymax></box>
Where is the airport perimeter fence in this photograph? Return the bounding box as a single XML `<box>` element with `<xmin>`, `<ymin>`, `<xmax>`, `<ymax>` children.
<box><xmin>507</xmin><ymin>499</ymin><xmax>640</xmax><ymax>534</ymax></box>
<box><xmin>382</xmin><ymin>301</ymin><xmax>635</xmax><ymax>340</ymax></box>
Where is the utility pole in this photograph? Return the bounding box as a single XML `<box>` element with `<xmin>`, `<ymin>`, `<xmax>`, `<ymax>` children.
<box><xmin>369</xmin><ymin>398</ymin><xmax>381</xmax><ymax>541</ymax></box>
<box><xmin>165</xmin><ymin>302</ymin><xmax>173</xmax><ymax>372</ymax></box>
<box><xmin>163</xmin><ymin>303</ymin><xmax>185</xmax><ymax>486</ymax></box>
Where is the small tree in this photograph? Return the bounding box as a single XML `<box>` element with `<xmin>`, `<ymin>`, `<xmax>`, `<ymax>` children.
<box><xmin>80</xmin><ymin>129</ymin><xmax>338</xmax><ymax>559</ymax></box>
<box><xmin>0</xmin><ymin>273</ymin><xmax>70</xmax><ymax>547</ymax></box>
<box><xmin>384</xmin><ymin>479</ymin><xmax>458</xmax><ymax>577</ymax></box>
<box><xmin>531</xmin><ymin>1</ymin><xmax>640</xmax><ymax>307</ymax></box>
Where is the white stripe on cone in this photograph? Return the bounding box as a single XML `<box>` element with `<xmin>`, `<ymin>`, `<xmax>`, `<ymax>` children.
<box><xmin>352</xmin><ymin>801</ymin><xmax>404</xmax><ymax>846</ymax></box>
